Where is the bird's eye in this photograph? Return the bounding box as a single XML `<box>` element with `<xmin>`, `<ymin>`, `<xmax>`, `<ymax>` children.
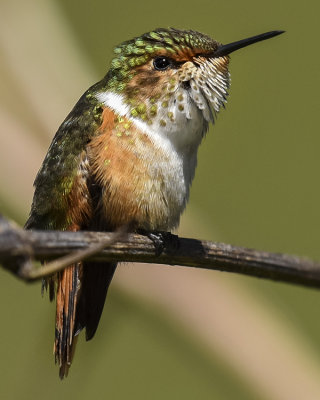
<box><xmin>153</xmin><ymin>56</ymin><xmax>171</xmax><ymax>71</ymax></box>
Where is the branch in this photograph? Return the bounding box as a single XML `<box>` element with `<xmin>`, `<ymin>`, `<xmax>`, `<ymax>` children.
<box><xmin>1</xmin><ymin>215</ymin><xmax>320</xmax><ymax>289</ymax></box>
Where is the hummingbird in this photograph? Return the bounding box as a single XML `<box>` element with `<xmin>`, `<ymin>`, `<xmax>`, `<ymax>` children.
<box><xmin>25</xmin><ymin>27</ymin><xmax>284</xmax><ymax>378</ymax></box>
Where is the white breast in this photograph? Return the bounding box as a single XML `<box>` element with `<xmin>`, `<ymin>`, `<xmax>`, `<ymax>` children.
<box><xmin>96</xmin><ymin>91</ymin><xmax>208</xmax><ymax>229</ymax></box>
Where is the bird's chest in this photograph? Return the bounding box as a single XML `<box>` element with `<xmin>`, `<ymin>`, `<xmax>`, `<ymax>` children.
<box><xmin>88</xmin><ymin>107</ymin><xmax>199</xmax><ymax>230</ymax></box>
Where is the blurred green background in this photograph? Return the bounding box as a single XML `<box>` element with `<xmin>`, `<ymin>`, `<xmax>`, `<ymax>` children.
<box><xmin>1</xmin><ymin>0</ymin><xmax>320</xmax><ymax>399</ymax></box>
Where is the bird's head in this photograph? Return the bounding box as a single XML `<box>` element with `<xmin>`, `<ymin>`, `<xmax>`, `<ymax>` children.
<box><xmin>102</xmin><ymin>28</ymin><xmax>283</xmax><ymax>130</ymax></box>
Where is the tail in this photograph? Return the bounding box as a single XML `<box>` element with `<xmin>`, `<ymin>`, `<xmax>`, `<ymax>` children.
<box><xmin>54</xmin><ymin>261</ymin><xmax>117</xmax><ymax>379</ymax></box>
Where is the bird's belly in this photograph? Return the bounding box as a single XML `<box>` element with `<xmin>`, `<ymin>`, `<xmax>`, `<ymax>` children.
<box><xmin>88</xmin><ymin>119</ymin><xmax>194</xmax><ymax>231</ymax></box>
<box><xmin>102</xmin><ymin>151</ymin><xmax>189</xmax><ymax>231</ymax></box>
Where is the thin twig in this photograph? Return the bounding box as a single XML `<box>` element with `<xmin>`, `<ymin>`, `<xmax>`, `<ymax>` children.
<box><xmin>1</xmin><ymin>215</ymin><xmax>320</xmax><ymax>289</ymax></box>
<box><xmin>20</xmin><ymin>225</ymin><xmax>128</xmax><ymax>280</ymax></box>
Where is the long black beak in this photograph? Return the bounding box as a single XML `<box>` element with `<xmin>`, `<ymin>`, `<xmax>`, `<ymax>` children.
<box><xmin>213</xmin><ymin>30</ymin><xmax>285</xmax><ymax>58</ymax></box>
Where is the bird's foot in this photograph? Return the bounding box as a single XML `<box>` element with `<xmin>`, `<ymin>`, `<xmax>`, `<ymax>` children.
<box><xmin>138</xmin><ymin>230</ymin><xmax>180</xmax><ymax>256</ymax></box>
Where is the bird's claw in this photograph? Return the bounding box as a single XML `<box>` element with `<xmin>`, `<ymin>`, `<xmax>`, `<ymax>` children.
<box><xmin>138</xmin><ymin>230</ymin><xmax>180</xmax><ymax>256</ymax></box>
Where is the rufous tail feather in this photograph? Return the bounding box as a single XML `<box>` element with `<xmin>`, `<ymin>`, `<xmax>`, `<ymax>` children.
<box><xmin>54</xmin><ymin>263</ymin><xmax>82</xmax><ymax>379</ymax></box>
<box><xmin>52</xmin><ymin>260</ymin><xmax>116</xmax><ymax>379</ymax></box>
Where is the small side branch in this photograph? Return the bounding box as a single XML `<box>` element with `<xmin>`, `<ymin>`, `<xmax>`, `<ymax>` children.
<box><xmin>1</xmin><ymin>215</ymin><xmax>320</xmax><ymax>289</ymax></box>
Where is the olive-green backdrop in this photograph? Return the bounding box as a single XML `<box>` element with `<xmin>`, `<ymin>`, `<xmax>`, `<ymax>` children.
<box><xmin>1</xmin><ymin>0</ymin><xmax>320</xmax><ymax>399</ymax></box>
